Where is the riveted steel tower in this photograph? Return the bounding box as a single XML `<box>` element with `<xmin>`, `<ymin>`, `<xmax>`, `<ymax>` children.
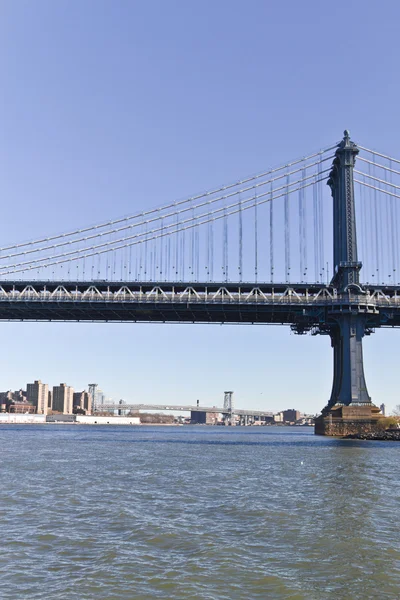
<box><xmin>325</xmin><ymin>131</ymin><xmax>371</xmax><ymax>408</ymax></box>
<box><xmin>223</xmin><ymin>391</ymin><xmax>235</xmax><ymax>426</ymax></box>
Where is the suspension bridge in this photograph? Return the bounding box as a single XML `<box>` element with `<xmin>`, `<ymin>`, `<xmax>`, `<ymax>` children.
<box><xmin>2</xmin><ymin>130</ymin><xmax>400</xmax><ymax>433</ymax></box>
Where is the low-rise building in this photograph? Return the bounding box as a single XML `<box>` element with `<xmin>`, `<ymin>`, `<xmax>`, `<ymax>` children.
<box><xmin>9</xmin><ymin>402</ymin><xmax>35</xmax><ymax>414</ymax></box>
<box><xmin>282</xmin><ymin>409</ymin><xmax>301</xmax><ymax>423</ymax></box>
<box><xmin>190</xmin><ymin>410</ymin><xmax>219</xmax><ymax>424</ymax></box>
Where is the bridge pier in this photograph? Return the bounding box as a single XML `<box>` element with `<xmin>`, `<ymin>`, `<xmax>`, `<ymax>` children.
<box><xmin>315</xmin><ymin>131</ymin><xmax>383</xmax><ymax>436</ymax></box>
<box><xmin>329</xmin><ymin>314</ymin><xmax>370</xmax><ymax>407</ymax></box>
<box><xmin>315</xmin><ymin>314</ymin><xmax>381</xmax><ymax>435</ymax></box>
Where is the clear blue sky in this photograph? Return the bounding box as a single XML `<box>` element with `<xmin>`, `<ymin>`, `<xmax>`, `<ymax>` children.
<box><xmin>1</xmin><ymin>0</ymin><xmax>400</xmax><ymax>414</ymax></box>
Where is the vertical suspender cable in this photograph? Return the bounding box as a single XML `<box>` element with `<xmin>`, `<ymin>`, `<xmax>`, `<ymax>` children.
<box><xmin>135</xmin><ymin>253</ymin><xmax>138</xmax><ymax>282</ymax></box>
<box><xmin>299</xmin><ymin>169</ymin><xmax>304</xmax><ymax>281</ymax></box>
<box><xmin>179</xmin><ymin>231</ymin><xmax>183</xmax><ymax>280</ymax></box>
<box><xmin>360</xmin><ymin>177</ymin><xmax>367</xmax><ymax>282</ymax></box>
<box><xmin>165</xmin><ymin>229</ymin><xmax>168</xmax><ymax>281</ymax></box>
<box><xmin>144</xmin><ymin>223</ymin><xmax>148</xmax><ymax>282</ymax></box>
<box><xmin>284</xmin><ymin>172</ymin><xmax>290</xmax><ymax>282</ymax></box>
<box><xmin>318</xmin><ymin>157</ymin><xmax>324</xmax><ymax>281</ymax></box>
<box><xmin>389</xmin><ymin>160</ymin><xmax>398</xmax><ymax>281</ymax></box>
<box><xmin>153</xmin><ymin>238</ymin><xmax>157</xmax><ymax>280</ymax></box>
<box><xmin>159</xmin><ymin>218</ymin><xmax>163</xmax><ymax>280</ymax></box>
<box><xmin>167</xmin><ymin>237</ymin><xmax>171</xmax><ymax>282</ymax></box>
<box><xmin>270</xmin><ymin>182</ymin><xmax>274</xmax><ymax>282</ymax></box>
<box><xmin>195</xmin><ymin>218</ymin><xmax>199</xmax><ymax>281</ymax></box>
<box><xmin>122</xmin><ymin>243</ymin><xmax>126</xmax><ymax>281</ymax></box>
<box><xmin>223</xmin><ymin>207</ymin><xmax>229</xmax><ymax>282</ymax></box>
<box><xmin>130</xmin><ymin>233</ymin><xmax>133</xmax><ymax>280</ymax></box>
<box><xmin>207</xmin><ymin>219</ymin><xmax>210</xmax><ymax>281</ymax></box>
<box><xmin>175</xmin><ymin>215</ymin><xmax>179</xmax><ymax>280</ymax></box>
<box><xmin>154</xmin><ymin>226</ymin><xmax>158</xmax><ymax>280</ymax></box>
<box><xmin>373</xmin><ymin>154</ymin><xmax>380</xmax><ymax>282</ymax></box>
<box><xmin>191</xmin><ymin>208</ymin><xmax>195</xmax><ymax>277</ymax></box>
<box><xmin>238</xmin><ymin>192</ymin><xmax>243</xmax><ymax>282</ymax></box>
<box><xmin>254</xmin><ymin>189</ymin><xmax>258</xmax><ymax>283</ymax></box>
<box><xmin>368</xmin><ymin>160</ymin><xmax>374</xmax><ymax>281</ymax></box>
<box><xmin>210</xmin><ymin>219</ymin><xmax>214</xmax><ymax>282</ymax></box>
<box><xmin>378</xmin><ymin>163</ymin><xmax>384</xmax><ymax>282</ymax></box>
<box><xmin>226</xmin><ymin>209</ymin><xmax>229</xmax><ymax>282</ymax></box>
<box><xmin>313</xmin><ymin>176</ymin><xmax>319</xmax><ymax>282</ymax></box>
<box><xmin>197</xmin><ymin>222</ymin><xmax>200</xmax><ymax>282</ymax></box>
<box><xmin>106</xmin><ymin>233</ymin><xmax>110</xmax><ymax>281</ymax></box>
<box><xmin>302</xmin><ymin>166</ymin><xmax>307</xmax><ymax>281</ymax></box>
<box><xmin>384</xmin><ymin>164</ymin><xmax>391</xmax><ymax>280</ymax></box>
<box><xmin>182</xmin><ymin>228</ymin><xmax>186</xmax><ymax>280</ymax></box>
<box><xmin>193</xmin><ymin>218</ymin><xmax>197</xmax><ymax>281</ymax></box>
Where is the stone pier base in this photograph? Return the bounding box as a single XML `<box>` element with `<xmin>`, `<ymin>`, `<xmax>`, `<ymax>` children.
<box><xmin>315</xmin><ymin>404</ymin><xmax>383</xmax><ymax>436</ymax></box>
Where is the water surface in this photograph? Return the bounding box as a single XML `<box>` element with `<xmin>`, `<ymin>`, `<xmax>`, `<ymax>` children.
<box><xmin>0</xmin><ymin>425</ymin><xmax>399</xmax><ymax>599</ymax></box>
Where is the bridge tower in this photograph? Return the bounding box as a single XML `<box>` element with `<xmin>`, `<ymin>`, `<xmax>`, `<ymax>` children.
<box><xmin>223</xmin><ymin>391</ymin><xmax>235</xmax><ymax>426</ymax></box>
<box><xmin>88</xmin><ymin>383</ymin><xmax>98</xmax><ymax>414</ymax></box>
<box><xmin>315</xmin><ymin>131</ymin><xmax>381</xmax><ymax>435</ymax></box>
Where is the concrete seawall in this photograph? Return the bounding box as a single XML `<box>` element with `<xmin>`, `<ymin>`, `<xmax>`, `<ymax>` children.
<box><xmin>0</xmin><ymin>414</ymin><xmax>46</xmax><ymax>424</ymax></box>
<box><xmin>0</xmin><ymin>414</ymin><xmax>140</xmax><ymax>425</ymax></box>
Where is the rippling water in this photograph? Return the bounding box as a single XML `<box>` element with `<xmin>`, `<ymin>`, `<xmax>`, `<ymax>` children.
<box><xmin>0</xmin><ymin>425</ymin><xmax>399</xmax><ymax>599</ymax></box>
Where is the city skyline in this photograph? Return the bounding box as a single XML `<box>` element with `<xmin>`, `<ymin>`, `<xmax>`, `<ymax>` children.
<box><xmin>0</xmin><ymin>377</ymin><xmax>315</xmax><ymax>417</ymax></box>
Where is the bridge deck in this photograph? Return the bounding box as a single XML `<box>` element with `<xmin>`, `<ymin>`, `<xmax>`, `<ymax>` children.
<box><xmin>0</xmin><ymin>281</ymin><xmax>399</xmax><ymax>327</ymax></box>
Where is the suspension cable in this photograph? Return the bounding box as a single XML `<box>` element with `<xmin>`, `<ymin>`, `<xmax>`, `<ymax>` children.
<box><xmin>0</xmin><ymin>147</ymin><xmax>337</xmax><ymax>253</ymax></box>
<box><xmin>355</xmin><ymin>179</ymin><xmax>400</xmax><ymax>200</ymax></box>
<box><xmin>358</xmin><ymin>145</ymin><xmax>400</xmax><ymax>166</ymax></box>
<box><xmin>0</xmin><ymin>158</ymin><xmax>334</xmax><ymax>261</ymax></box>
<box><xmin>0</xmin><ymin>169</ymin><xmax>332</xmax><ymax>271</ymax></box>
<box><xmin>355</xmin><ymin>170</ymin><xmax>400</xmax><ymax>191</ymax></box>
<box><xmin>0</xmin><ymin>176</ymin><xmax>329</xmax><ymax>276</ymax></box>
<box><xmin>358</xmin><ymin>156</ymin><xmax>400</xmax><ymax>177</ymax></box>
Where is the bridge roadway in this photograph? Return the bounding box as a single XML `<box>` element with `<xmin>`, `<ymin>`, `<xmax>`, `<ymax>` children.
<box><xmin>96</xmin><ymin>403</ymin><xmax>273</xmax><ymax>418</ymax></box>
<box><xmin>1</xmin><ymin>280</ymin><xmax>400</xmax><ymax>329</ymax></box>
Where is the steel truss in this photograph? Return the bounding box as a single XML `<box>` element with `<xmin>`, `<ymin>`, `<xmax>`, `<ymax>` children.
<box><xmin>0</xmin><ymin>280</ymin><xmax>399</xmax><ymax>327</ymax></box>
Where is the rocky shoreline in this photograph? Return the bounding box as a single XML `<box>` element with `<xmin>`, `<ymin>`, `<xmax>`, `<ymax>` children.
<box><xmin>345</xmin><ymin>430</ymin><xmax>400</xmax><ymax>441</ymax></box>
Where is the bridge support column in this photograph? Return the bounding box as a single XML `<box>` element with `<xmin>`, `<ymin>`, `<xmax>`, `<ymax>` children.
<box><xmin>329</xmin><ymin>314</ymin><xmax>370</xmax><ymax>407</ymax></box>
<box><xmin>315</xmin><ymin>313</ymin><xmax>382</xmax><ymax>436</ymax></box>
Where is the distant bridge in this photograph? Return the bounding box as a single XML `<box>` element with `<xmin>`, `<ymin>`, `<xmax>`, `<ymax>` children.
<box><xmin>97</xmin><ymin>403</ymin><xmax>273</xmax><ymax>419</ymax></box>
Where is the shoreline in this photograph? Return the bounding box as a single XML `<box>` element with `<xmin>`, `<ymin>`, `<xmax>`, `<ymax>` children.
<box><xmin>344</xmin><ymin>430</ymin><xmax>400</xmax><ymax>441</ymax></box>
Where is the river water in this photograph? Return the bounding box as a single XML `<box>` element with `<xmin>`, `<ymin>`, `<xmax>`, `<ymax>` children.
<box><xmin>0</xmin><ymin>425</ymin><xmax>399</xmax><ymax>599</ymax></box>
